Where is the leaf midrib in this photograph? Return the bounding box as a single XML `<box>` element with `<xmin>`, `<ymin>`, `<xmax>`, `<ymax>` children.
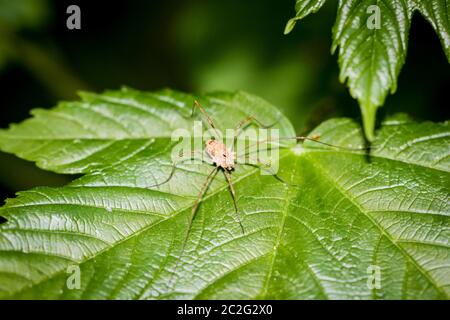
<box><xmin>259</xmin><ymin>153</ymin><xmax>303</xmax><ymax>299</ymax></box>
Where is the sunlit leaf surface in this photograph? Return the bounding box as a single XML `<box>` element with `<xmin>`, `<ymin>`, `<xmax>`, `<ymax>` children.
<box><xmin>0</xmin><ymin>89</ymin><xmax>448</xmax><ymax>299</ymax></box>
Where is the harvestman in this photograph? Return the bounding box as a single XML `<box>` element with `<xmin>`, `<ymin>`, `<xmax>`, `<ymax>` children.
<box><xmin>148</xmin><ymin>100</ymin><xmax>365</xmax><ymax>281</ymax></box>
<box><xmin>150</xmin><ymin>100</ymin><xmax>280</xmax><ymax>235</ymax></box>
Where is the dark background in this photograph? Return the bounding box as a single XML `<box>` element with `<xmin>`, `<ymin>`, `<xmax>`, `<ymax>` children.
<box><xmin>0</xmin><ymin>0</ymin><xmax>449</xmax><ymax>202</ymax></box>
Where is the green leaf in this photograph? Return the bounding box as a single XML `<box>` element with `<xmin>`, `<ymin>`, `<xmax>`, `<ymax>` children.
<box><xmin>414</xmin><ymin>0</ymin><xmax>450</xmax><ymax>61</ymax></box>
<box><xmin>284</xmin><ymin>0</ymin><xmax>327</xmax><ymax>34</ymax></box>
<box><xmin>285</xmin><ymin>0</ymin><xmax>450</xmax><ymax>141</ymax></box>
<box><xmin>0</xmin><ymin>89</ymin><xmax>449</xmax><ymax>299</ymax></box>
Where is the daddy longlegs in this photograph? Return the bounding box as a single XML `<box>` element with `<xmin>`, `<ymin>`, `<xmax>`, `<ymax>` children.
<box><xmin>149</xmin><ymin>99</ymin><xmax>367</xmax><ymax>284</ymax></box>
<box><xmin>150</xmin><ymin>100</ymin><xmax>281</xmax><ymax>234</ymax></box>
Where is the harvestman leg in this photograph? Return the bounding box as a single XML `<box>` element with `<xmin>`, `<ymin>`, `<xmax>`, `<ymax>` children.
<box><xmin>233</xmin><ymin>115</ymin><xmax>278</xmax><ymax>147</ymax></box>
<box><xmin>232</xmin><ymin>115</ymin><xmax>293</xmax><ymax>185</ymax></box>
<box><xmin>147</xmin><ymin>150</ymin><xmax>211</xmax><ymax>188</ymax></box>
<box><xmin>242</xmin><ymin>135</ymin><xmax>370</xmax><ymax>154</ymax></box>
<box><xmin>190</xmin><ymin>100</ymin><xmax>243</xmax><ymax>229</ymax></box>
<box><xmin>223</xmin><ymin>170</ymin><xmax>245</xmax><ymax>234</ymax></box>
<box><xmin>192</xmin><ymin>100</ymin><xmax>252</xmax><ymax>234</ymax></box>
<box><xmin>235</xmin><ymin>135</ymin><xmax>368</xmax><ymax>187</ymax></box>
<box><xmin>232</xmin><ymin>114</ymin><xmax>282</xmax><ymax>169</ymax></box>
<box><xmin>169</xmin><ymin>166</ymin><xmax>219</xmax><ymax>286</ymax></box>
<box><xmin>239</xmin><ymin>158</ymin><xmax>297</xmax><ymax>187</ymax></box>
<box><xmin>178</xmin><ymin>166</ymin><xmax>220</xmax><ymax>268</ymax></box>
<box><xmin>190</xmin><ymin>167</ymin><xmax>220</xmax><ymax>218</ymax></box>
<box><xmin>234</xmin><ymin>138</ymin><xmax>296</xmax><ymax>186</ymax></box>
<box><xmin>192</xmin><ymin>100</ymin><xmax>221</xmax><ymax>139</ymax></box>
<box><xmin>213</xmin><ymin>115</ymin><xmax>278</xmax><ymax>233</ymax></box>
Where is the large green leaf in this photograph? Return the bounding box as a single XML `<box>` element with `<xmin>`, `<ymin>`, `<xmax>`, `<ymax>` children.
<box><xmin>285</xmin><ymin>0</ymin><xmax>450</xmax><ymax>141</ymax></box>
<box><xmin>0</xmin><ymin>89</ymin><xmax>449</xmax><ymax>299</ymax></box>
<box><xmin>414</xmin><ymin>0</ymin><xmax>450</xmax><ymax>61</ymax></box>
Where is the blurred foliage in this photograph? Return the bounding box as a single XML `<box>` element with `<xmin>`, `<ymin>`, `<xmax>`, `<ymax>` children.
<box><xmin>0</xmin><ymin>0</ymin><xmax>49</xmax><ymax>67</ymax></box>
<box><xmin>0</xmin><ymin>39</ymin><xmax>10</xmax><ymax>69</ymax></box>
<box><xmin>0</xmin><ymin>0</ymin><xmax>49</xmax><ymax>30</ymax></box>
<box><xmin>0</xmin><ymin>0</ymin><xmax>449</xmax><ymax>201</ymax></box>
<box><xmin>173</xmin><ymin>0</ymin><xmax>343</xmax><ymax>131</ymax></box>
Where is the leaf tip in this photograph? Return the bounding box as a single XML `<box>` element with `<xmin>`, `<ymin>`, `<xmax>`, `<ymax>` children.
<box><xmin>284</xmin><ymin>18</ymin><xmax>297</xmax><ymax>35</ymax></box>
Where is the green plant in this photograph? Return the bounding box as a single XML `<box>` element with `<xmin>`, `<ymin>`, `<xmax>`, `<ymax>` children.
<box><xmin>0</xmin><ymin>88</ymin><xmax>448</xmax><ymax>299</ymax></box>
<box><xmin>285</xmin><ymin>0</ymin><xmax>450</xmax><ymax>141</ymax></box>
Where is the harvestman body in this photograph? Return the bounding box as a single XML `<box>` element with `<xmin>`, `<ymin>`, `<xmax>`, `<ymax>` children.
<box><xmin>205</xmin><ymin>140</ymin><xmax>235</xmax><ymax>171</ymax></box>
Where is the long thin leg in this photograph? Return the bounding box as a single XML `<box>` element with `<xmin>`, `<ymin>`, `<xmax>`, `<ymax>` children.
<box><xmin>242</xmin><ymin>161</ymin><xmax>297</xmax><ymax>187</ymax></box>
<box><xmin>233</xmin><ymin>115</ymin><xmax>276</xmax><ymax>141</ymax></box>
<box><xmin>169</xmin><ymin>167</ymin><xmax>219</xmax><ymax>286</ymax></box>
<box><xmin>147</xmin><ymin>162</ymin><xmax>178</xmax><ymax>188</ymax></box>
<box><xmin>190</xmin><ymin>167</ymin><xmax>219</xmax><ymax>217</ymax></box>
<box><xmin>239</xmin><ymin>151</ymin><xmax>297</xmax><ymax>186</ymax></box>
<box><xmin>236</xmin><ymin>137</ymin><xmax>367</xmax><ymax>185</ymax></box>
<box><xmin>232</xmin><ymin>115</ymin><xmax>278</xmax><ymax>155</ymax></box>
<box><xmin>239</xmin><ymin>136</ymin><xmax>370</xmax><ymax>158</ymax></box>
<box><xmin>147</xmin><ymin>150</ymin><xmax>211</xmax><ymax>188</ymax></box>
<box><xmin>192</xmin><ymin>100</ymin><xmax>221</xmax><ymax>139</ymax></box>
<box><xmin>223</xmin><ymin>170</ymin><xmax>245</xmax><ymax>234</ymax></box>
